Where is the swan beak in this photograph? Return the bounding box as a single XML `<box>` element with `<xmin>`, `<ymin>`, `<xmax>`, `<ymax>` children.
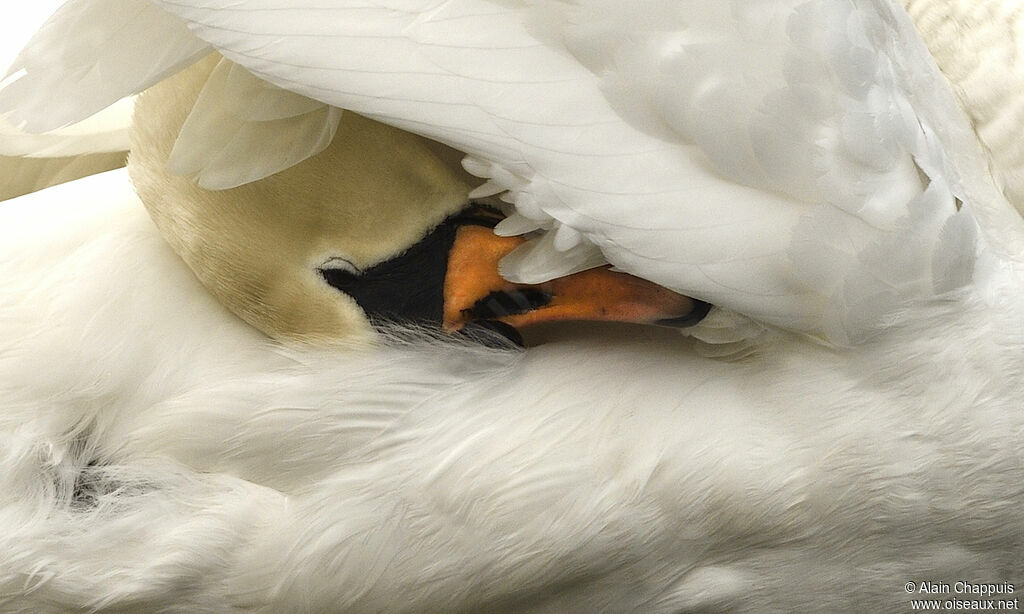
<box><xmin>443</xmin><ymin>226</ymin><xmax>710</xmax><ymax>335</ymax></box>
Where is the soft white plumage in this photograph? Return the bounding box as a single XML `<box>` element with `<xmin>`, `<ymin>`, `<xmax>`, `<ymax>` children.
<box><xmin>1</xmin><ymin>0</ymin><xmax>1023</xmax><ymax>612</ymax></box>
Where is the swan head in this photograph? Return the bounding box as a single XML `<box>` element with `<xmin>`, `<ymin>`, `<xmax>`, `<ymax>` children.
<box><xmin>129</xmin><ymin>56</ymin><xmax>704</xmax><ymax>345</ymax></box>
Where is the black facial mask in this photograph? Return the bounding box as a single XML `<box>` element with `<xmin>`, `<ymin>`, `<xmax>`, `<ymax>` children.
<box><xmin>318</xmin><ymin>205</ymin><xmax>503</xmax><ymax>328</ymax></box>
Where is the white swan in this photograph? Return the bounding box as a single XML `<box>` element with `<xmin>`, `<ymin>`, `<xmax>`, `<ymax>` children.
<box><xmin>124</xmin><ymin>55</ymin><xmax>704</xmax><ymax>346</ymax></box>
<box><xmin>4</xmin><ymin>0</ymin><xmax>1016</xmax><ymax>342</ymax></box>
<box><xmin>0</xmin><ymin>1</ymin><xmax>1022</xmax><ymax>612</ymax></box>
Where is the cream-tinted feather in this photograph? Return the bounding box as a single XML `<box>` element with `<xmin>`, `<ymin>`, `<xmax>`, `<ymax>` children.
<box><xmin>168</xmin><ymin>57</ymin><xmax>343</xmax><ymax>190</ymax></box>
<box><xmin>0</xmin><ymin>151</ymin><xmax>126</xmax><ymax>202</ymax></box>
<box><xmin>906</xmin><ymin>0</ymin><xmax>1024</xmax><ymax>214</ymax></box>
<box><xmin>0</xmin><ymin>97</ymin><xmax>132</xmax><ymax>158</ymax></box>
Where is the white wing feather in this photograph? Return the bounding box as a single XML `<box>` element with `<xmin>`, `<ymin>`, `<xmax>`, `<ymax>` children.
<box><xmin>145</xmin><ymin>0</ymin><xmax>995</xmax><ymax>342</ymax></box>
<box><xmin>905</xmin><ymin>0</ymin><xmax>1024</xmax><ymax>221</ymax></box>
<box><xmin>1</xmin><ymin>0</ymin><xmax>1012</xmax><ymax>343</ymax></box>
<box><xmin>168</xmin><ymin>57</ymin><xmax>343</xmax><ymax>190</ymax></box>
<box><xmin>0</xmin><ymin>0</ymin><xmax>64</xmax><ymax>76</ymax></box>
<box><xmin>0</xmin><ymin>0</ymin><xmax>132</xmax><ymax>158</ymax></box>
<box><xmin>0</xmin><ymin>97</ymin><xmax>133</xmax><ymax>158</ymax></box>
<box><xmin>0</xmin><ymin>0</ymin><xmax>209</xmax><ymax>132</ymax></box>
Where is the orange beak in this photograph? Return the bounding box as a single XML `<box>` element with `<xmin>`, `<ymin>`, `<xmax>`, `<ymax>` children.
<box><xmin>443</xmin><ymin>226</ymin><xmax>709</xmax><ymax>336</ymax></box>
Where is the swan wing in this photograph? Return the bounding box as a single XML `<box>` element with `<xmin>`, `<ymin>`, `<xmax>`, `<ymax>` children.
<box><xmin>0</xmin><ymin>1</ymin><xmax>133</xmax><ymax>158</ymax></box>
<box><xmin>0</xmin><ymin>0</ymin><xmax>209</xmax><ymax>133</ymax></box>
<box><xmin>0</xmin><ymin>98</ymin><xmax>132</xmax><ymax>158</ymax></box>
<box><xmin>905</xmin><ymin>0</ymin><xmax>1024</xmax><ymax>253</ymax></box>
<box><xmin>145</xmin><ymin>0</ymin><xmax>1005</xmax><ymax>342</ymax></box>
<box><xmin>0</xmin><ymin>0</ymin><xmax>63</xmax><ymax>78</ymax></box>
<box><xmin>0</xmin><ymin>0</ymin><xmax>1009</xmax><ymax>342</ymax></box>
<box><xmin>0</xmin><ymin>5</ymin><xmax>133</xmax><ymax>199</ymax></box>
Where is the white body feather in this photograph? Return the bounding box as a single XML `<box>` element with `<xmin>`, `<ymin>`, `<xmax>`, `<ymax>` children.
<box><xmin>1</xmin><ymin>169</ymin><xmax>1022</xmax><ymax>612</ymax></box>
